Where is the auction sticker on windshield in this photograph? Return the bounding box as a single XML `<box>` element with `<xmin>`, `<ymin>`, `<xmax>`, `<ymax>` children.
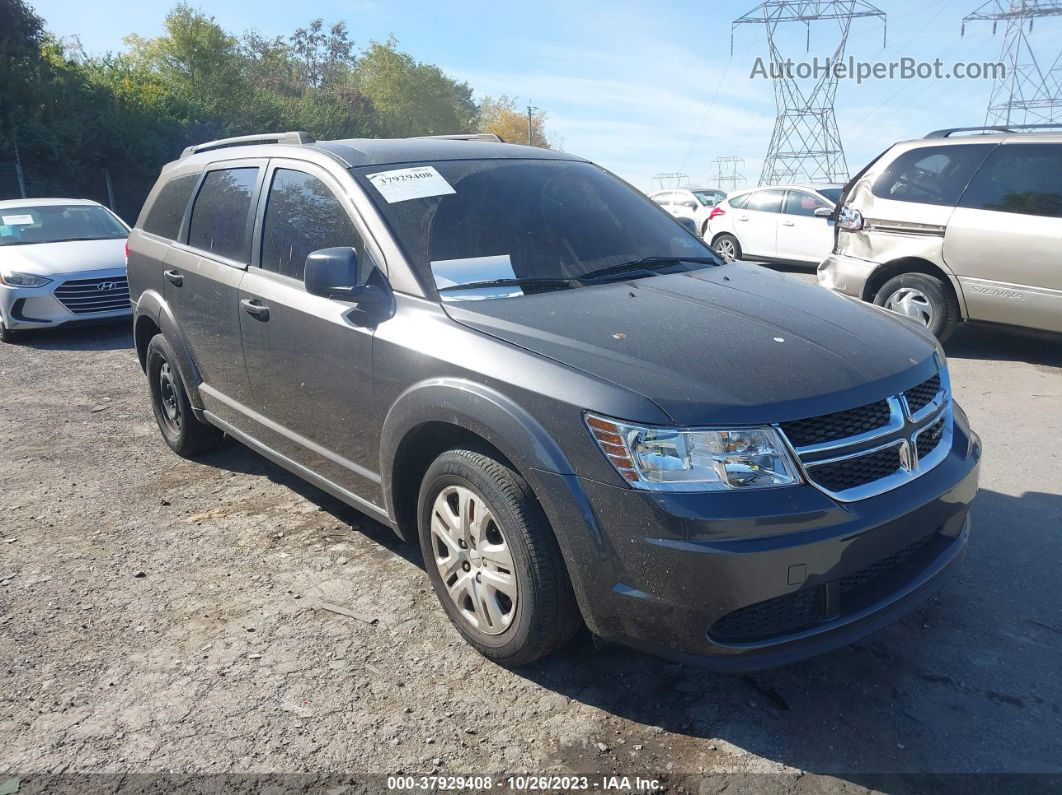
<box><xmin>367</xmin><ymin>166</ymin><xmax>456</xmax><ymax>203</ymax></box>
<box><xmin>2</xmin><ymin>215</ymin><xmax>35</xmax><ymax>225</ymax></box>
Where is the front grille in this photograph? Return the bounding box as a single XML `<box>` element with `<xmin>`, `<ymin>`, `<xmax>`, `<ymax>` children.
<box><xmin>807</xmin><ymin>444</ymin><xmax>902</xmax><ymax>492</ymax></box>
<box><xmin>54</xmin><ymin>277</ymin><xmax>130</xmax><ymax>314</ymax></box>
<box><xmin>916</xmin><ymin>416</ymin><xmax>946</xmax><ymax>459</ymax></box>
<box><xmin>779</xmin><ymin>399</ymin><xmax>892</xmax><ymax>448</ymax></box>
<box><xmin>710</xmin><ymin>587</ymin><xmax>823</xmax><ymax>642</ymax></box>
<box><xmin>838</xmin><ymin>533</ymin><xmax>937</xmax><ymax>597</ymax></box>
<box><xmin>710</xmin><ymin>531</ymin><xmax>941</xmax><ymax>643</ymax></box>
<box><xmin>905</xmin><ymin>374</ymin><xmax>942</xmax><ymax>414</ymax></box>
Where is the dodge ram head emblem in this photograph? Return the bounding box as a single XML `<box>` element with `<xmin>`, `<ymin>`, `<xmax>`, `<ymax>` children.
<box><xmin>898</xmin><ymin>440</ymin><xmax>914</xmax><ymax>471</ymax></box>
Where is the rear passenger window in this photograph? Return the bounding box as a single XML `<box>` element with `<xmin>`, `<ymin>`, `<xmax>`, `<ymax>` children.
<box><xmin>142</xmin><ymin>174</ymin><xmax>197</xmax><ymax>240</ymax></box>
<box><xmin>958</xmin><ymin>143</ymin><xmax>1062</xmax><ymax>218</ymax></box>
<box><xmin>728</xmin><ymin>194</ymin><xmax>751</xmax><ymax>209</ymax></box>
<box><xmin>188</xmin><ymin>167</ymin><xmax>259</xmax><ymax>262</ymax></box>
<box><xmin>746</xmin><ymin>190</ymin><xmax>784</xmax><ymax>213</ymax></box>
<box><xmin>259</xmin><ymin>169</ymin><xmax>361</xmax><ymax>281</ymax></box>
<box><xmin>872</xmin><ymin>144</ymin><xmax>993</xmax><ymax>206</ymax></box>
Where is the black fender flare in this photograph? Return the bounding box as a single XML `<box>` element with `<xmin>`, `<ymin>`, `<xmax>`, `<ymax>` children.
<box><xmin>379</xmin><ymin>377</ymin><xmax>576</xmax><ymax>518</ymax></box>
<box><xmin>134</xmin><ymin>290</ymin><xmax>205</xmax><ymax>411</ymax></box>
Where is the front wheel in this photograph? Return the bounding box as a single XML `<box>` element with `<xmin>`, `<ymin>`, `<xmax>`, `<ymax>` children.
<box><xmin>417</xmin><ymin>449</ymin><xmax>582</xmax><ymax>667</ymax></box>
<box><xmin>712</xmin><ymin>233</ymin><xmax>741</xmax><ymax>263</ymax></box>
<box><xmin>874</xmin><ymin>272</ymin><xmax>959</xmax><ymax>342</ymax></box>
<box><xmin>146</xmin><ymin>334</ymin><xmax>223</xmax><ymax>457</ymax></box>
<box><xmin>0</xmin><ymin>313</ymin><xmax>20</xmax><ymax>344</ymax></box>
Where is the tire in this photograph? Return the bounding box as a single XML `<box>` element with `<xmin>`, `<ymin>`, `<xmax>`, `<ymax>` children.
<box><xmin>145</xmin><ymin>334</ymin><xmax>222</xmax><ymax>457</ymax></box>
<box><xmin>713</xmin><ymin>233</ymin><xmax>741</xmax><ymax>263</ymax></box>
<box><xmin>0</xmin><ymin>317</ymin><xmax>19</xmax><ymax>343</ymax></box>
<box><xmin>417</xmin><ymin>449</ymin><xmax>582</xmax><ymax>667</ymax></box>
<box><xmin>873</xmin><ymin>272</ymin><xmax>959</xmax><ymax>342</ymax></box>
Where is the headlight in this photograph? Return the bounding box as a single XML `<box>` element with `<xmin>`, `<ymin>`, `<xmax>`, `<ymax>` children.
<box><xmin>585</xmin><ymin>413</ymin><xmax>801</xmax><ymax>492</ymax></box>
<box><xmin>0</xmin><ymin>270</ymin><xmax>51</xmax><ymax>287</ymax></box>
<box><xmin>837</xmin><ymin>207</ymin><xmax>864</xmax><ymax>231</ymax></box>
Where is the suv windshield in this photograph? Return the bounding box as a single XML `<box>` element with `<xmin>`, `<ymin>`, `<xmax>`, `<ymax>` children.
<box><xmin>0</xmin><ymin>204</ymin><xmax>128</xmax><ymax>246</ymax></box>
<box><xmin>352</xmin><ymin>159</ymin><xmax>721</xmax><ymax>298</ymax></box>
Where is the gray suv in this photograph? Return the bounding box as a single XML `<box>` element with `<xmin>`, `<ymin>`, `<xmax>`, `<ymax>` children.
<box><xmin>128</xmin><ymin>132</ymin><xmax>981</xmax><ymax>669</ymax></box>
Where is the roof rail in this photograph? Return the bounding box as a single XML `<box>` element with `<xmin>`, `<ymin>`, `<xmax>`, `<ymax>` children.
<box><xmin>416</xmin><ymin>133</ymin><xmax>504</xmax><ymax>143</ymax></box>
<box><xmin>925</xmin><ymin>124</ymin><xmax>1062</xmax><ymax>138</ymax></box>
<box><xmin>180</xmin><ymin>131</ymin><xmax>315</xmax><ymax>159</ymax></box>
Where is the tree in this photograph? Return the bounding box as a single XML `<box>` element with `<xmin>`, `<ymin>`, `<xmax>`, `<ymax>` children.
<box><xmin>290</xmin><ymin>19</ymin><xmax>354</xmax><ymax>89</ymax></box>
<box><xmin>0</xmin><ymin>0</ymin><xmax>48</xmax><ymax>149</ymax></box>
<box><xmin>478</xmin><ymin>95</ymin><xmax>549</xmax><ymax>147</ymax></box>
<box><xmin>354</xmin><ymin>38</ymin><xmax>477</xmax><ymax>138</ymax></box>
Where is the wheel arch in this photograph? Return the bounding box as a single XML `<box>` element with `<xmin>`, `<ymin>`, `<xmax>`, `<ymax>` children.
<box><xmin>862</xmin><ymin>257</ymin><xmax>967</xmax><ymax>318</ymax></box>
<box><xmin>380</xmin><ymin>379</ymin><xmax>576</xmax><ymax>543</ymax></box>
<box><xmin>133</xmin><ymin>290</ymin><xmax>205</xmax><ymax>409</ymax></box>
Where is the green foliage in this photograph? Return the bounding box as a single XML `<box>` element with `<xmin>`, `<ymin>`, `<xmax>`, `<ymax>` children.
<box><xmin>0</xmin><ymin>1</ymin><xmax>490</xmax><ymax>216</ymax></box>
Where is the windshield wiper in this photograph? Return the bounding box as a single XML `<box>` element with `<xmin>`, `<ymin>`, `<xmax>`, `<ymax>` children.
<box><xmin>437</xmin><ymin>276</ymin><xmax>581</xmax><ymax>293</ymax></box>
<box><xmin>579</xmin><ymin>256</ymin><xmax>722</xmax><ymax>282</ymax></box>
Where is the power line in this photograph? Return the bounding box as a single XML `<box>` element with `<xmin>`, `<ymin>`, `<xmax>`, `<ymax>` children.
<box><xmin>733</xmin><ymin>0</ymin><xmax>887</xmax><ymax>185</ymax></box>
<box><xmin>962</xmin><ymin>0</ymin><xmax>1062</xmax><ymax>125</ymax></box>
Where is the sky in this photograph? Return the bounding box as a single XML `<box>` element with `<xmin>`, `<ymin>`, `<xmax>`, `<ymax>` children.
<box><xmin>29</xmin><ymin>0</ymin><xmax>1045</xmax><ymax>191</ymax></box>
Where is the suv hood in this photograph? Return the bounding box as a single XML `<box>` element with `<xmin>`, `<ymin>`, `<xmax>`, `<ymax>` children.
<box><xmin>443</xmin><ymin>263</ymin><xmax>940</xmax><ymax>425</ymax></box>
<box><xmin>0</xmin><ymin>238</ymin><xmax>127</xmax><ymax>277</ymax></box>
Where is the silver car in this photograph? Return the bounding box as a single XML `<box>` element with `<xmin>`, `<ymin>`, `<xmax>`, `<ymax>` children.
<box><xmin>0</xmin><ymin>198</ymin><xmax>130</xmax><ymax>342</ymax></box>
<box><xmin>819</xmin><ymin>127</ymin><xmax>1062</xmax><ymax>340</ymax></box>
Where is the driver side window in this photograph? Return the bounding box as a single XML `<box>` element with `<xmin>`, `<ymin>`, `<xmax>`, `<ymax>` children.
<box><xmin>259</xmin><ymin>169</ymin><xmax>364</xmax><ymax>281</ymax></box>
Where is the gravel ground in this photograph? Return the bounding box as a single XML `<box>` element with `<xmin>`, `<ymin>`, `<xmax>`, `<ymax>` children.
<box><xmin>2</xmin><ymin>274</ymin><xmax>1061</xmax><ymax>792</ymax></box>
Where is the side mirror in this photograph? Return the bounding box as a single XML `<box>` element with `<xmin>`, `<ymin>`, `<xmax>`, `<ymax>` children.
<box><xmin>676</xmin><ymin>216</ymin><xmax>698</xmax><ymax>235</ymax></box>
<box><xmin>305</xmin><ymin>247</ymin><xmax>359</xmax><ymax>298</ymax></box>
<box><xmin>814</xmin><ymin>206</ymin><xmax>834</xmax><ymax>218</ymax></box>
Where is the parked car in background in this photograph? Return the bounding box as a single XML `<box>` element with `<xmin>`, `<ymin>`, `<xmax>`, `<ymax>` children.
<box><xmin>706</xmin><ymin>184</ymin><xmax>843</xmax><ymax>265</ymax></box>
<box><xmin>128</xmin><ymin>131</ymin><xmax>979</xmax><ymax>670</ymax></box>
<box><xmin>0</xmin><ymin>198</ymin><xmax>130</xmax><ymax>342</ymax></box>
<box><xmin>820</xmin><ymin>126</ymin><xmax>1062</xmax><ymax>341</ymax></box>
<box><xmin>649</xmin><ymin>187</ymin><xmax>727</xmax><ymax>235</ymax></box>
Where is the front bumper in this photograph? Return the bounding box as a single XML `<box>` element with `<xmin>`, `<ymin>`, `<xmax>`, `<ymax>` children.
<box><xmin>0</xmin><ymin>267</ymin><xmax>131</xmax><ymax>330</ymax></box>
<box><xmin>817</xmin><ymin>252</ymin><xmax>881</xmax><ymax>300</ymax></box>
<box><xmin>528</xmin><ymin>405</ymin><xmax>981</xmax><ymax>671</ymax></box>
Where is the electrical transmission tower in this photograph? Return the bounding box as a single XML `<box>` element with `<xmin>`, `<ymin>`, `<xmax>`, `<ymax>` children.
<box><xmin>963</xmin><ymin>1</ymin><xmax>1062</xmax><ymax>126</ymax></box>
<box><xmin>711</xmin><ymin>156</ymin><xmax>746</xmax><ymax>192</ymax></box>
<box><xmin>733</xmin><ymin>1</ymin><xmax>886</xmax><ymax>186</ymax></box>
<box><xmin>652</xmin><ymin>172</ymin><xmax>690</xmax><ymax>190</ymax></box>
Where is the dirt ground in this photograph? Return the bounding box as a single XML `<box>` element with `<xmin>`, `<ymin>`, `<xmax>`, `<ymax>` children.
<box><xmin>2</xmin><ymin>277</ymin><xmax>1061</xmax><ymax>792</ymax></box>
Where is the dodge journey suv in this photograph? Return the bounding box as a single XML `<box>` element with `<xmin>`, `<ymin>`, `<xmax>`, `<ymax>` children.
<box><xmin>128</xmin><ymin>132</ymin><xmax>981</xmax><ymax>669</ymax></box>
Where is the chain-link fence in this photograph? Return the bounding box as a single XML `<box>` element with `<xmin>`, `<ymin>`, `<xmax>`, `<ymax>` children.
<box><xmin>0</xmin><ymin>160</ymin><xmax>152</xmax><ymax>224</ymax></box>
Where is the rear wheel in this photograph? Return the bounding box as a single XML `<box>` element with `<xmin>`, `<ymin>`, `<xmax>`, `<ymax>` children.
<box><xmin>146</xmin><ymin>334</ymin><xmax>222</xmax><ymax>457</ymax></box>
<box><xmin>874</xmin><ymin>272</ymin><xmax>959</xmax><ymax>342</ymax></box>
<box><xmin>417</xmin><ymin>449</ymin><xmax>581</xmax><ymax>667</ymax></box>
<box><xmin>713</xmin><ymin>233</ymin><xmax>741</xmax><ymax>263</ymax></box>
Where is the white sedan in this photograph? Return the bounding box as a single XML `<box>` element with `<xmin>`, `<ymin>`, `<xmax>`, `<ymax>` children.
<box><xmin>648</xmin><ymin>188</ymin><xmax>727</xmax><ymax>236</ymax></box>
<box><xmin>705</xmin><ymin>184</ymin><xmax>843</xmax><ymax>266</ymax></box>
<box><xmin>0</xmin><ymin>198</ymin><xmax>130</xmax><ymax>342</ymax></box>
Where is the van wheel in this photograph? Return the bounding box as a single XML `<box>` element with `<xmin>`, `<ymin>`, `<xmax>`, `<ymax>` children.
<box><xmin>713</xmin><ymin>234</ymin><xmax>741</xmax><ymax>263</ymax></box>
<box><xmin>417</xmin><ymin>449</ymin><xmax>582</xmax><ymax>667</ymax></box>
<box><xmin>146</xmin><ymin>334</ymin><xmax>222</xmax><ymax>457</ymax></box>
<box><xmin>874</xmin><ymin>272</ymin><xmax>959</xmax><ymax>342</ymax></box>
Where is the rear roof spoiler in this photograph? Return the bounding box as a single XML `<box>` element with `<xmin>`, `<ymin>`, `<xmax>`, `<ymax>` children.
<box><xmin>180</xmin><ymin>131</ymin><xmax>315</xmax><ymax>159</ymax></box>
<box><xmin>925</xmin><ymin>124</ymin><xmax>1062</xmax><ymax>138</ymax></box>
<box><xmin>417</xmin><ymin>133</ymin><xmax>504</xmax><ymax>143</ymax></box>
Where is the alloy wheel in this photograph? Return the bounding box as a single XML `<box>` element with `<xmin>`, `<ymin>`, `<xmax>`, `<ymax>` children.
<box><xmin>429</xmin><ymin>484</ymin><xmax>518</xmax><ymax>635</ymax></box>
<box><xmin>714</xmin><ymin>239</ymin><xmax>736</xmax><ymax>263</ymax></box>
<box><xmin>884</xmin><ymin>287</ymin><xmax>934</xmax><ymax>327</ymax></box>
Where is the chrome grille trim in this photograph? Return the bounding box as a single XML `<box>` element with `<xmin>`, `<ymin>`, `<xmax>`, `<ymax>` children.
<box><xmin>777</xmin><ymin>370</ymin><xmax>952</xmax><ymax>502</ymax></box>
<box><xmin>54</xmin><ymin>277</ymin><xmax>130</xmax><ymax>315</ymax></box>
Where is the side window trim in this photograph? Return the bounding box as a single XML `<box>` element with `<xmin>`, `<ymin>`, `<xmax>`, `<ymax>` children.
<box><xmin>251</xmin><ymin>158</ymin><xmax>387</xmax><ymax>284</ymax></box>
<box><xmin>182</xmin><ymin>158</ymin><xmax>268</xmax><ymax>269</ymax></box>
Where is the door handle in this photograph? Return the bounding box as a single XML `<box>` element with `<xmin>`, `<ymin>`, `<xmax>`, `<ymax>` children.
<box><xmin>737</xmin><ymin>215</ymin><xmax>750</xmax><ymax>222</ymax></box>
<box><xmin>781</xmin><ymin>220</ymin><xmax>796</xmax><ymax>227</ymax></box>
<box><xmin>240</xmin><ymin>298</ymin><xmax>270</xmax><ymax>321</ymax></box>
<box><xmin>163</xmin><ymin>269</ymin><xmax>183</xmax><ymax>286</ymax></box>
